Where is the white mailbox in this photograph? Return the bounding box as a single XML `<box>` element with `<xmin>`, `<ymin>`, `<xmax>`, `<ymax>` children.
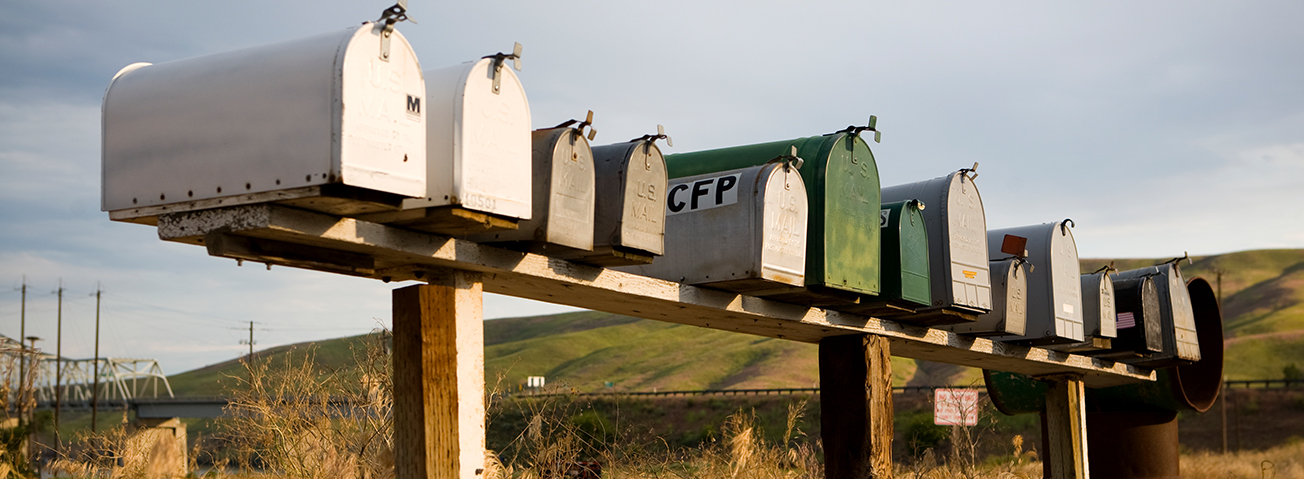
<box><xmin>465</xmin><ymin>122</ymin><xmax>595</xmax><ymax>253</ymax></box>
<box><xmin>947</xmin><ymin>258</ymin><xmax>1028</xmax><ymax>336</ymax></box>
<box><xmin>557</xmin><ymin>133</ymin><xmax>668</xmax><ymax>266</ymax></box>
<box><xmin>989</xmin><ymin>221</ymin><xmax>1084</xmax><ymax>345</ymax></box>
<box><xmin>366</xmin><ymin>48</ymin><xmax>534</xmax><ymax>234</ymax></box>
<box><xmin>618</xmin><ymin>162</ymin><xmax>808</xmax><ymax>295</ymax></box>
<box><xmin>103</xmin><ymin>23</ymin><xmax>427</xmax><ymax>224</ymax></box>
<box><xmin>1113</xmin><ymin>263</ymin><xmax>1201</xmax><ymax>367</ymax></box>
<box><xmin>880</xmin><ymin>167</ymin><xmax>992</xmax><ymax>324</ymax></box>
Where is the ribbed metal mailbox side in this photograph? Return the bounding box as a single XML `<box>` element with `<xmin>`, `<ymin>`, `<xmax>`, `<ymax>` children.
<box><xmin>1112</xmin><ymin>264</ymin><xmax>1200</xmax><ymax>367</ymax></box>
<box><xmin>880</xmin><ymin>170</ymin><xmax>991</xmax><ymax>324</ymax></box>
<box><xmin>989</xmin><ymin>221</ymin><xmax>1084</xmax><ymax>345</ymax></box>
<box><xmin>948</xmin><ymin>258</ymin><xmax>1028</xmax><ymax>336</ymax></box>
<box><xmin>102</xmin><ymin>24</ymin><xmax>426</xmax><ymax>219</ymax></box>
<box><xmin>617</xmin><ymin>163</ymin><xmax>808</xmax><ymax>295</ymax></box>
<box><xmin>664</xmin><ymin>132</ymin><xmax>880</xmax><ymax>300</ymax></box>
<box><xmin>846</xmin><ymin>200</ymin><xmax>930</xmax><ymax>316</ymax></box>
<box><xmin>464</xmin><ymin>127</ymin><xmax>594</xmax><ymax>253</ymax></box>
<box><xmin>557</xmin><ymin>139</ymin><xmax>667</xmax><ymax>266</ymax></box>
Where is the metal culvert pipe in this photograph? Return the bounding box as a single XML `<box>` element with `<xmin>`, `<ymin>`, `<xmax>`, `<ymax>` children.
<box><xmin>1171</xmin><ymin>277</ymin><xmax>1223</xmax><ymax>412</ymax></box>
<box><xmin>1086</xmin><ymin>410</ymin><xmax>1180</xmax><ymax>479</ymax></box>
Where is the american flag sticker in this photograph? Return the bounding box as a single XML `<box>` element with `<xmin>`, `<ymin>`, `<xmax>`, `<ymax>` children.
<box><xmin>1117</xmin><ymin>311</ymin><xmax>1136</xmax><ymax>329</ymax></box>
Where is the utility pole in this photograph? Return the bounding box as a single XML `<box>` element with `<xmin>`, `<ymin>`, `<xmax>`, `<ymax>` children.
<box><xmin>17</xmin><ymin>276</ymin><xmax>26</xmax><ymax>425</ymax></box>
<box><xmin>54</xmin><ymin>280</ymin><xmax>63</xmax><ymax>447</ymax></box>
<box><xmin>91</xmin><ymin>284</ymin><xmax>102</xmax><ymax>432</ymax></box>
<box><xmin>1211</xmin><ymin>267</ymin><xmax>1226</xmax><ymax>453</ymax></box>
<box><xmin>239</xmin><ymin>321</ymin><xmax>258</xmax><ymax>359</ymax></box>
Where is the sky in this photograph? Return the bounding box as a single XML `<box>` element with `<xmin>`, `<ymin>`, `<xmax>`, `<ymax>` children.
<box><xmin>1</xmin><ymin>1</ymin><xmax>1302</xmax><ymax>376</ymax></box>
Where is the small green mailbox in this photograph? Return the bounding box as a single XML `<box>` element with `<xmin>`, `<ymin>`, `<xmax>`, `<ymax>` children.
<box><xmin>847</xmin><ymin>200</ymin><xmax>931</xmax><ymax>316</ymax></box>
<box><xmin>665</xmin><ymin>128</ymin><xmax>881</xmax><ymax>305</ymax></box>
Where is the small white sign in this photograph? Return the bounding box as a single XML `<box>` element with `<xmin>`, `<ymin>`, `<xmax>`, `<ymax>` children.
<box><xmin>666</xmin><ymin>174</ymin><xmax>741</xmax><ymax>216</ymax></box>
<box><xmin>526</xmin><ymin>376</ymin><xmax>546</xmax><ymax>388</ymax></box>
<box><xmin>934</xmin><ymin>388</ymin><xmax>980</xmax><ymax>426</ymax></box>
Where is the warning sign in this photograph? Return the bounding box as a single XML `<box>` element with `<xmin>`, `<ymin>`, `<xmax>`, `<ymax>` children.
<box><xmin>934</xmin><ymin>388</ymin><xmax>980</xmax><ymax>426</ymax></box>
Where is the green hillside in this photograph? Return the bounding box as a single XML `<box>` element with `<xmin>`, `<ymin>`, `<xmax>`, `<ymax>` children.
<box><xmin>167</xmin><ymin>248</ymin><xmax>1304</xmax><ymax>396</ymax></box>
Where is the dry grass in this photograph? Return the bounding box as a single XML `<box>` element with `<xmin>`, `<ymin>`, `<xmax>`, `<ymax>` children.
<box><xmin>1182</xmin><ymin>441</ymin><xmax>1304</xmax><ymax>479</ymax></box>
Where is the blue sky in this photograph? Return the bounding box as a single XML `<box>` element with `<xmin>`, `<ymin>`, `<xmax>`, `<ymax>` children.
<box><xmin>2</xmin><ymin>1</ymin><xmax>1302</xmax><ymax>375</ymax></box>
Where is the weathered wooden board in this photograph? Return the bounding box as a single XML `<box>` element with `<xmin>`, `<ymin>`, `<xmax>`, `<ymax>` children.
<box><xmin>157</xmin><ymin>204</ymin><xmax>1155</xmax><ymax>387</ymax></box>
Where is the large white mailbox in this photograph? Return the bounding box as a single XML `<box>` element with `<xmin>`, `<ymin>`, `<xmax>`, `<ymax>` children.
<box><xmin>557</xmin><ymin>134</ymin><xmax>668</xmax><ymax>266</ymax></box>
<box><xmin>989</xmin><ymin>221</ymin><xmax>1085</xmax><ymax>345</ymax></box>
<box><xmin>880</xmin><ymin>167</ymin><xmax>992</xmax><ymax>324</ymax></box>
<box><xmin>618</xmin><ymin>162</ymin><xmax>808</xmax><ymax>296</ymax></box>
<box><xmin>103</xmin><ymin>23</ymin><xmax>427</xmax><ymax>224</ymax></box>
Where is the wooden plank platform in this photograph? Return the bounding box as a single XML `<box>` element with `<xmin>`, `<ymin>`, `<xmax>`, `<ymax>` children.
<box><xmin>156</xmin><ymin>204</ymin><xmax>1155</xmax><ymax>388</ymax></box>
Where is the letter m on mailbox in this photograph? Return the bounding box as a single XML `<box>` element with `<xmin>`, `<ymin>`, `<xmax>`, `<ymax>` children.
<box><xmin>406</xmin><ymin>95</ymin><xmax>421</xmax><ymax>115</ymax></box>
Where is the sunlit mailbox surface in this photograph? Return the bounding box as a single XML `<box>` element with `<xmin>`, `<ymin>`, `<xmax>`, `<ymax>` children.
<box><xmin>1088</xmin><ymin>275</ymin><xmax>1164</xmax><ymax>360</ymax></box>
<box><xmin>664</xmin><ymin>132</ymin><xmax>880</xmax><ymax>304</ymax></box>
<box><xmin>1112</xmin><ymin>264</ymin><xmax>1201</xmax><ymax>367</ymax></box>
<box><xmin>465</xmin><ymin>126</ymin><xmax>594</xmax><ymax>253</ymax></box>
<box><xmin>988</xmin><ymin>222</ymin><xmax>1084</xmax><ymax>345</ymax></box>
<box><xmin>618</xmin><ymin>163</ymin><xmax>808</xmax><ymax>295</ymax></box>
<box><xmin>848</xmin><ymin>200</ymin><xmax>930</xmax><ymax>316</ymax></box>
<box><xmin>948</xmin><ymin>258</ymin><xmax>1028</xmax><ymax>336</ymax></box>
<box><xmin>556</xmin><ymin>139</ymin><xmax>667</xmax><ymax>266</ymax></box>
<box><xmin>365</xmin><ymin>56</ymin><xmax>533</xmax><ymax>234</ymax></box>
<box><xmin>102</xmin><ymin>24</ymin><xmax>426</xmax><ymax>223</ymax></box>
<box><xmin>1056</xmin><ymin>271</ymin><xmax>1120</xmax><ymax>352</ymax></box>
<box><xmin>880</xmin><ymin>170</ymin><xmax>991</xmax><ymax>324</ymax></box>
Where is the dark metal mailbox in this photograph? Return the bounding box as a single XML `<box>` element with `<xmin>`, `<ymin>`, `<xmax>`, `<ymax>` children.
<box><xmin>102</xmin><ymin>23</ymin><xmax>427</xmax><ymax>224</ymax></box>
<box><xmin>1086</xmin><ymin>274</ymin><xmax>1163</xmax><ymax>360</ymax></box>
<box><xmin>1056</xmin><ymin>270</ymin><xmax>1120</xmax><ymax>352</ymax></box>
<box><xmin>1111</xmin><ymin>262</ymin><xmax>1200</xmax><ymax>367</ymax></box>
<box><xmin>555</xmin><ymin>131</ymin><xmax>669</xmax><ymax>266</ymax></box>
<box><xmin>465</xmin><ymin>119</ymin><xmax>595</xmax><ymax>254</ymax></box>
<box><xmin>663</xmin><ymin>128</ymin><xmax>881</xmax><ymax>305</ymax></box>
<box><xmin>988</xmin><ymin>221</ymin><xmax>1084</xmax><ymax>345</ymax></box>
<box><xmin>617</xmin><ymin>162</ymin><xmax>808</xmax><ymax>295</ymax></box>
<box><xmin>879</xmin><ymin>167</ymin><xmax>991</xmax><ymax>324</ymax></box>
<box><xmin>947</xmin><ymin>257</ymin><xmax>1028</xmax><ymax>336</ymax></box>
<box><xmin>847</xmin><ymin>200</ymin><xmax>931</xmax><ymax>316</ymax></box>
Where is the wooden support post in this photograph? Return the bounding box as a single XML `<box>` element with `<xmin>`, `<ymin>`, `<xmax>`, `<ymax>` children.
<box><xmin>819</xmin><ymin>334</ymin><xmax>893</xmax><ymax>479</ymax></box>
<box><xmin>1041</xmin><ymin>375</ymin><xmax>1088</xmax><ymax>479</ymax></box>
<box><xmin>393</xmin><ymin>273</ymin><xmax>486</xmax><ymax>479</ymax></box>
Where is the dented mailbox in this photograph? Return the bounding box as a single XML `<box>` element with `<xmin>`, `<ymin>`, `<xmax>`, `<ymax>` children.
<box><xmin>988</xmin><ymin>221</ymin><xmax>1084</xmax><ymax>345</ymax></box>
<box><xmin>948</xmin><ymin>258</ymin><xmax>1028</xmax><ymax>336</ymax></box>
<box><xmin>103</xmin><ymin>23</ymin><xmax>426</xmax><ymax>224</ymax></box>
<box><xmin>618</xmin><ymin>162</ymin><xmax>808</xmax><ymax>295</ymax></box>
<box><xmin>664</xmin><ymin>129</ymin><xmax>881</xmax><ymax>305</ymax></box>
<box><xmin>880</xmin><ymin>168</ymin><xmax>991</xmax><ymax>324</ymax></box>
<box><xmin>556</xmin><ymin>132</ymin><xmax>669</xmax><ymax>266</ymax></box>
<box><xmin>850</xmin><ymin>200</ymin><xmax>931</xmax><ymax>316</ymax></box>
<box><xmin>1112</xmin><ymin>263</ymin><xmax>1201</xmax><ymax>367</ymax></box>
<box><xmin>464</xmin><ymin>121</ymin><xmax>595</xmax><ymax>254</ymax></box>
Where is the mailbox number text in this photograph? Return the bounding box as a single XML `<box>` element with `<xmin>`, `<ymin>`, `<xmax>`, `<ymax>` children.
<box><xmin>667</xmin><ymin>174</ymin><xmax>739</xmax><ymax>216</ymax></box>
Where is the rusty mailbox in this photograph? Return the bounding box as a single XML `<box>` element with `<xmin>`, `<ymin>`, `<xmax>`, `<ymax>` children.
<box><xmin>618</xmin><ymin>160</ymin><xmax>808</xmax><ymax>295</ymax></box>
<box><xmin>879</xmin><ymin>166</ymin><xmax>991</xmax><ymax>324</ymax></box>
<box><xmin>1111</xmin><ymin>261</ymin><xmax>1201</xmax><ymax>367</ymax></box>
<box><xmin>555</xmin><ymin>127</ymin><xmax>670</xmax><ymax>266</ymax></box>
<box><xmin>988</xmin><ymin>220</ymin><xmax>1084</xmax><ymax>345</ymax></box>
<box><xmin>102</xmin><ymin>22</ymin><xmax>426</xmax><ymax>224</ymax></box>
<box><xmin>464</xmin><ymin>114</ymin><xmax>596</xmax><ymax>254</ymax></box>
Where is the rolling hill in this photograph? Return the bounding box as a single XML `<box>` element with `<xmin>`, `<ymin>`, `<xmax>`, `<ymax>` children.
<box><xmin>165</xmin><ymin>248</ymin><xmax>1304</xmax><ymax>396</ymax></box>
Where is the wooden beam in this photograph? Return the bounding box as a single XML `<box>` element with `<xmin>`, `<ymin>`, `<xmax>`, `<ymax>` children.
<box><xmin>1041</xmin><ymin>375</ymin><xmax>1088</xmax><ymax>479</ymax></box>
<box><xmin>393</xmin><ymin>275</ymin><xmax>486</xmax><ymax>479</ymax></box>
<box><xmin>156</xmin><ymin>204</ymin><xmax>1155</xmax><ymax>387</ymax></box>
<box><xmin>820</xmin><ymin>335</ymin><xmax>893</xmax><ymax>479</ymax></box>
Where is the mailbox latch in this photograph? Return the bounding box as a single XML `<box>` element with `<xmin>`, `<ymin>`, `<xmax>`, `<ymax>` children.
<box><xmin>376</xmin><ymin>0</ymin><xmax>415</xmax><ymax>62</ymax></box>
<box><xmin>553</xmin><ymin>110</ymin><xmax>598</xmax><ymax>144</ymax></box>
<box><xmin>484</xmin><ymin>43</ymin><xmax>523</xmax><ymax>94</ymax></box>
<box><xmin>630</xmin><ymin>124</ymin><xmax>673</xmax><ymax>156</ymax></box>
<box><xmin>835</xmin><ymin>115</ymin><xmax>883</xmax><ymax>146</ymax></box>
<box><xmin>767</xmin><ymin>145</ymin><xmax>804</xmax><ymax>171</ymax></box>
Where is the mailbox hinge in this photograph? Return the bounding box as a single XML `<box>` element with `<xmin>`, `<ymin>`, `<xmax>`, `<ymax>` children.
<box><xmin>376</xmin><ymin>0</ymin><xmax>415</xmax><ymax>62</ymax></box>
<box><xmin>484</xmin><ymin>43</ymin><xmax>523</xmax><ymax>94</ymax></box>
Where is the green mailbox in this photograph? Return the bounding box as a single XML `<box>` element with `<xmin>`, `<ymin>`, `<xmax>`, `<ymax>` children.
<box><xmin>664</xmin><ymin>127</ymin><xmax>881</xmax><ymax>307</ymax></box>
<box><xmin>847</xmin><ymin>200</ymin><xmax>930</xmax><ymax>316</ymax></box>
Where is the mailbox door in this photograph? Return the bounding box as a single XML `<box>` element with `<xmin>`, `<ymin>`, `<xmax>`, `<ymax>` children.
<box><xmin>617</xmin><ymin>141</ymin><xmax>668</xmax><ymax>255</ymax></box>
<box><xmin>665</xmin><ymin>133</ymin><xmax>881</xmax><ymax>296</ymax></box>
<box><xmin>757</xmin><ymin>164</ymin><xmax>809</xmax><ymax>286</ymax></box>
<box><xmin>881</xmin><ymin>172</ymin><xmax>991</xmax><ymax>313</ymax></box>
<box><xmin>873</xmin><ymin>201</ymin><xmax>930</xmax><ymax>306</ymax></box>
<box><xmin>1081</xmin><ymin>272</ymin><xmax>1118</xmax><ymax>339</ymax></box>
<box><xmin>1105</xmin><ymin>275</ymin><xmax>1165</xmax><ymax>356</ymax></box>
<box><xmin>543</xmin><ymin>129</ymin><xmax>595</xmax><ymax>250</ymax></box>
<box><xmin>412</xmin><ymin>58</ymin><xmax>532</xmax><ymax>219</ymax></box>
<box><xmin>949</xmin><ymin>258</ymin><xmax>1027</xmax><ymax>336</ymax></box>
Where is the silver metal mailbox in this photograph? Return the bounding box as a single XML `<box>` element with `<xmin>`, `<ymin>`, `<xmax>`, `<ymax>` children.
<box><xmin>102</xmin><ymin>23</ymin><xmax>426</xmax><ymax>224</ymax></box>
<box><xmin>880</xmin><ymin>167</ymin><xmax>991</xmax><ymax>324</ymax></box>
<box><xmin>617</xmin><ymin>162</ymin><xmax>808</xmax><ymax>295</ymax></box>
<box><xmin>1112</xmin><ymin>262</ymin><xmax>1201</xmax><ymax>367</ymax></box>
<box><xmin>1056</xmin><ymin>271</ymin><xmax>1120</xmax><ymax>352</ymax></box>
<box><xmin>464</xmin><ymin>123</ymin><xmax>595</xmax><ymax>253</ymax></box>
<box><xmin>1087</xmin><ymin>274</ymin><xmax>1164</xmax><ymax>360</ymax></box>
<box><xmin>989</xmin><ymin>221</ymin><xmax>1084</xmax><ymax>345</ymax></box>
<box><xmin>556</xmin><ymin>134</ymin><xmax>668</xmax><ymax>266</ymax></box>
<box><xmin>947</xmin><ymin>258</ymin><xmax>1028</xmax><ymax>336</ymax></box>
<box><xmin>365</xmin><ymin>50</ymin><xmax>534</xmax><ymax>234</ymax></box>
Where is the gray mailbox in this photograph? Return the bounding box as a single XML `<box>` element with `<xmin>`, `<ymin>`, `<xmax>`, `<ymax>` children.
<box><xmin>1112</xmin><ymin>262</ymin><xmax>1200</xmax><ymax>367</ymax></box>
<box><xmin>947</xmin><ymin>257</ymin><xmax>1028</xmax><ymax>336</ymax></box>
<box><xmin>1087</xmin><ymin>275</ymin><xmax>1164</xmax><ymax>360</ymax></box>
<box><xmin>989</xmin><ymin>221</ymin><xmax>1084</xmax><ymax>345</ymax></box>
<box><xmin>1056</xmin><ymin>271</ymin><xmax>1120</xmax><ymax>352</ymax></box>
<box><xmin>102</xmin><ymin>23</ymin><xmax>427</xmax><ymax>224</ymax></box>
<box><xmin>363</xmin><ymin>45</ymin><xmax>534</xmax><ymax>235</ymax></box>
<box><xmin>556</xmin><ymin>129</ymin><xmax>669</xmax><ymax>266</ymax></box>
<box><xmin>880</xmin><ymin>167</ymin><xmax>991</xmax><ymax>324</ymax></box>
<box><xmin>465</xmin><ymin>117</ymin><xmax>596</xmax><ymax>254</ymax></box>
<box><xmin>617</xmin><ymin>161</ymin><xmax>808</xmax><ymax>295</ymax></box>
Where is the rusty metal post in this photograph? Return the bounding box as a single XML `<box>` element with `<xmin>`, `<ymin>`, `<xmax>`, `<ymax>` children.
<box><xmin>1086</xmin><ymin>410</ymin><xmax>1178</xmax><ymax>479</ymax></box>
